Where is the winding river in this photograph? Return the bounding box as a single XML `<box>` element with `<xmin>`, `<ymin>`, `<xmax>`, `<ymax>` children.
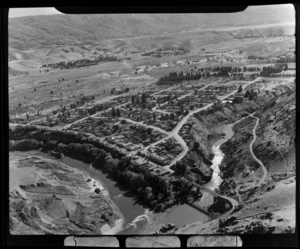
<box><xmin>36</xmin><ymin>122</ymin><xmax>236</xmax><ymax>234</ymax></box>
<box><xmin>37</xmin><ymin>151</ymin><xmax>210</xmax><ymax>234</ymax></box>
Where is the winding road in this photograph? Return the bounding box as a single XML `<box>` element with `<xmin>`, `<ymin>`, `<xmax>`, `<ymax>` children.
<box><xmin>249</xmin><ymin>115</ymin><xmax>268</xmax><ymax>186</ymax></box>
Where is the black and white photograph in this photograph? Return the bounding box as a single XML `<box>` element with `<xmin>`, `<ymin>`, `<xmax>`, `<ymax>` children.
<box><xmin>8</xmin><ymin>4</ymin><xmax>296</xmax><ymax>239</ymax></box>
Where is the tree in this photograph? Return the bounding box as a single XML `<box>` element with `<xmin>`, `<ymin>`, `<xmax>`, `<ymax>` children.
<box><xmin>111</xmin><ymin>108</ymin><xmax>116</xmax><ymax>117</ymax></box>
<box><xmin>232</xmin><ymin>97</ymin><xmax>243</xmax><ymax>104</ymax></box>
<box><xmin>175</xmin><ymin>161</ymin><xmax>187</xmax><ymax>174</ymax></box>
<box><xmin>193</xmin><ymin>142</ymin><xmax>200</xmax><ymax>150</ymax></box>
<box><xmin>152</xmin><ymin>112</ymin><xmax>157</xmax><ymax>121</ymax></box>
<box><xmin>244</xmin><ymin>90</ymin><xmax>251</xmax><ymax>98</ymax></box>
<box><xmin>141</xmin><ymin>93</ymin><xmax>147</xmax><ymax>103</ymax></box>
<box><xmin>110</xmin><ymin>88</ymin><xmax>116</xmax><ymax>95</ymax></box>
<box><xmin>116</xmin><ymin>108</ymin><xmax>121</xmax><ymax>117</ymax></box>
<box><xmin>238</xmin><ymin>85</ymin><xmax>243</xmax><ymax>93</ymax></box>
<box><xmin>146</xmin><ymin>127</ymin><xmax>152</xmax><ymax>136</ymax></box>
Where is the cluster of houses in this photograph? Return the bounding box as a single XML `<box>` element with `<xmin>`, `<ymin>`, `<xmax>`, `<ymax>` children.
<box><xmin>138</xmin><ymin>150</ymin><xmax>169</xmax><ymax>166</ymax></box>
<box><xmin>105</xmin><ymin>135</ymin><xmax>142</xmax><ymax>152</ymax></box>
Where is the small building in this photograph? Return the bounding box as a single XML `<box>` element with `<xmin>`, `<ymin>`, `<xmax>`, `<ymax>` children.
<box><xmin>147</xmin><ymin>153</ymin><xmax>169</xmax><ymax>166</ymax></box>
<box><xmin>287</xmin><ymin>63</ymin><xmax>296</xmax><ymax>70</ymax></box>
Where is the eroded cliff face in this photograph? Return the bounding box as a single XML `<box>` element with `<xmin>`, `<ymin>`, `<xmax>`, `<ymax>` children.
<box><xmin>9</xmin><ymin>151</ymin><xmax>123</xmax><ymax>235</ymax></box>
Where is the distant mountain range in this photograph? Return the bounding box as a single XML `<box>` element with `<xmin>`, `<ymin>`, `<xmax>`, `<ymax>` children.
<box><xmin>9</xmin><ymin>5</ymin><xmax>295</xmax><ymax>50</ymax></box>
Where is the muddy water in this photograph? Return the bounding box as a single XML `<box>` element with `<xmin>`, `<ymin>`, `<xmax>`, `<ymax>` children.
<box><xmin>205</xmin><ymin>124</ymin><xmax>235</xmax><ymax>191</ymax></box>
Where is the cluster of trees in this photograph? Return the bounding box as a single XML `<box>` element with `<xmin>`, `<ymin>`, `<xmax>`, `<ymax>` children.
<box><xmin>39</xmin><ymin>69</ymin><xmax>49</xmax><ymax>73</ymax></box>
<box><xmin>247</xmin><ymin>55</ymin><xmax>266</xmax><ymax>60</ymax></box>
<box><xmin>232</xmin><ymin>97</ymin><xmax>243</xmax><ymax>104</ymax></box>
<box><xmin>142</xmin><ymin>47</ymin><xmax>187</xmax><ymax>57</ymax></box>
<box><xmin>157</xmin><ymin>71</ymin><xmax>202</xmax><ymax>85</ymax></box>
<box><xmin>158</xmin><ymin>66</ymin><xmax>249</xmax><ymax>84</ymax></box>
<box><xmin>260</xmin><ymin>66</ymin><xmax>283</xmax><ymax>77</ymax></box>
<box><xmin>130</xmin><ymin>93</ymin><xmax>154</xmax><ymax>110</ymax></box>
<box><xmin>275</xmin><ymin>56</ymin><xmax>295</xmax><ymax>63</ymax></box>
<box><xmin>93</xmin><ymin>154</ymin><xmax>176</xmax><ymax>211</ymax></box>
<box><xmin>131</xmin><ymin>93</ymin><xmax>148</xmax><ymax>105</ymax></box>
<box><xmin>244</xmin><ymin>89</ymin><xmax>258</xmax><ymax>100</ymax></box>
<box><xmin>42</xmin><ymin>55</ymin><xmax>118</xmax><ymax>70</ymax></box>
<box><xmin>242</xmin><ymin>66</ymin><xmax>261</xmax><ymax>72</ymax></box>
<box><xmin>111</xmin><ymin>108</ymin><xmax>121</xmax><ymax>117</ymax></box>
<box><xmin>110</xmin><ymin>87</ymin><xmax>130</xmax><ymax>95</ymax></box>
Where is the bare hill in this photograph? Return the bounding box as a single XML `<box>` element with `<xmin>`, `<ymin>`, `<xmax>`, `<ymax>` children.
<box><xmin>9</xmin><ymin>5</ymin><xmax>295</xmax><ymax>50</ymax></box>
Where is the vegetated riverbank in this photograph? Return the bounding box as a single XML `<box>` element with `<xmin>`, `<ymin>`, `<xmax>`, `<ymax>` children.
<box><xmin>37</xmin><ymin>151</ymin><xmax>150</xmax><ymax>235</ymax></box>
<box><xmin>9</xmin><ymin>150</ymin><xmax>123</xmax><ymax>235</ymax></box>
<box><xmin>9</xmin><ymin>124</ymin><xmax>212</xmax><ymax>234</ymax></box>
<box><xmin>38</xmin><ymin>151</ymin><xmax>211</xmax><ymax>235</ymax></box>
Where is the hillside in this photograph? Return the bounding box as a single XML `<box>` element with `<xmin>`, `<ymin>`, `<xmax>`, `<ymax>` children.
<box><xmin>9</xmin><ymin>5</ymin><xmax>295</xmax><ymax>51</ymax></box>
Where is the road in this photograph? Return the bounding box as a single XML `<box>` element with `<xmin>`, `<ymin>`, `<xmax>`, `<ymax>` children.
<box><xmin>190</xmin><ymin>181</ymin><xmax>239</xmax><ymax>220</ymax></box>
<box><xmin>249</xmin><ymin>115</ymin><xmax>268</xmax><ymax>186</ymax></box>
<box><xmin>62</xmin><ymin>100</ymin><xmax>132</xmax><ymax>130</ymax></box>
<box><xmin>118</xmin><ymin>118</ymin><xmax>170</xmax><ymax>136</ymax></box>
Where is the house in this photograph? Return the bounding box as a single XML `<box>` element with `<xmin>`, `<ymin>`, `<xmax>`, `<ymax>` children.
<box><xmin>147</xmin><ymin>153</ymin><xmax>169</xmax><ymax>166</ymax></box>
<box><xmin>287</xmin><ymin>63</ymin><xmax>296</xmax><ymax>70</ymax></box>
<box><xmin>243</xmin><ymin>72</ymin><xmax>259</xmax><ymax>80</ymax></box>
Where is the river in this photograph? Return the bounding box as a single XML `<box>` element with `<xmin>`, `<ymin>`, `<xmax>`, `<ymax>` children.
<box><xmin>205</xmin><ymin>123</ymin><xmax>235</xmax><ymax>191</ymax></box>
<box><xmin>37</xmin><ymin>151</ymin><xmax>210</xmax><ymax>234</ymax></box>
